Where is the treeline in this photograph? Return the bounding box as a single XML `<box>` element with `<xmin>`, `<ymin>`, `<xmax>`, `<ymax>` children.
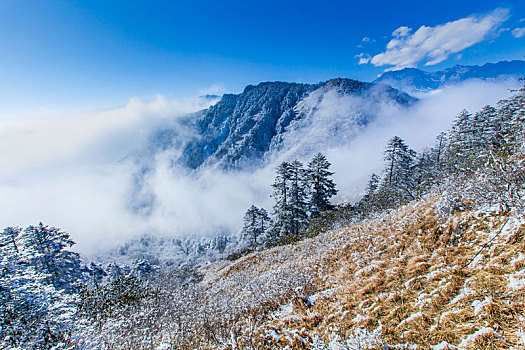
<box><xmin>239</xmin><ymin>153</ymin><xmax>337</xmax><ymax>250</ymax></box>
<box><xmin>352</xmin><ymin>84</ymin><xmax>525</xmax><ymax>223</ymax></box>
<box><xmin>239</xmin><ymin>83</ymin><xmax>525</xmax><ymax>253</ymax></box>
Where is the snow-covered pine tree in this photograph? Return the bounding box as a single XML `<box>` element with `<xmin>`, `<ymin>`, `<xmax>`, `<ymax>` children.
<box><xmin>271</xmin><ymin>161</ymin><xmax>293</xmax><ymax>238</ymax></box>
<box><xmin>433</xmin><ymin>132</ymin><xmax>447</xmax><ymax>169</ymax></box>
<box><xmin>106</xmin><ymin>262</ymin><xmax>127</xmax><ymax>281</ymax></box>
<box><xmin>446</xmin><ymin>109</ymin><xmax>475</xmax><ymax>171</ymax></box>
<box><xmin>242</xmin><ymin>205</ymin><xmax>270</xmax><ymax>248</ymax></box>
<box><xmin>89</xmin><ymin>262</ymin><xmax>107</xmax><ymax>288</ymax></box>
<box><xmin>0</xmin><ymin>226</ymin><xmax>77</xmax><ymax>349</ymax></box>
<box><xmin>20</xmin><ymin>223</ymin><xmax>84</xmax><ymax>292</ymax></box>
<box><xmin>289</xmin><ymin>160</ymin><xmax>309</xmax><ymax>235</ymax></box>
<box><xmin>382</xmin><ymin>136</ymin><xmax>416</xmax><ymax>200</ymax></box>
<box><xmin>1</xmin><ymin>227</ymin><xmax>20</xmax><ymax>254</ymax></box>
<box><xmin>497</xmin><ymin>84</ymin><xmax>525</xmax><ymax>154</ymax></box>
<box><xmin>412</xmin><ymin>148</ymin><xmax>436</xmax><ymax>196</ymax></box>
<box><xmin>307</xmin><ymin>153</ymin><xmax>337</xmax><ymax>217</ymax></box>
<box><xmin>365</xmin><ymin>173</ymin><xmax>379</xmax><ymax>196</ymax></box>
<box><xmin>256</xmin><ymin>207</ymin><xmax>271</xmax><ymax>245</ymax></box>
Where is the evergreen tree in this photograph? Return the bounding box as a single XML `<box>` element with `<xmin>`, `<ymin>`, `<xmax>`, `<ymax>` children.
<box><xmin>382</xmin><ymin>136</ymin><xmax>416</xmax><ymax>200</ymax></box>
<box><xmin>365</xmin><ymin>173</ymin><xmax>379</xmax><ymax>196</ymax></box>
<box><xmin>106</xmin><ymin>262</ymin><xmax>126</xmax><ymax>281</ymax></box>
<box><xmin>446</xmin><ymin>109</ymin><xmax>475</xmax><ymax>170</ymax></box>
<box><xmin>0</xmin><ymin>226</ymin><xmax>77</xmax><ymax>349</ymax></box>
<box><xmin>289</xmin><ymin>160</ymin><xmax>309</xmax><ymax>235</ymax></box>
<box><xmin>242</xmin><ymin>205</ymin><xmax>270</xmax><ymax>248</ymax></box>
<box><xmin>412</xmin><ymin>149</ymin><xmax>436</xmax><ymax>196</ymax></box>
<box><xmin>20</xmin><ymin>223</ymin><xmax>84</xmax><ymax>292</ymax></box>
<box><xmin>433</xmin><ymin>132</ymin><xmax>447</xmax><ymax>169</ymax></box>
<box><xmin>1</xmin><ymin>227</ymin><xmax>20</xmax><ymax>254</ymax></box>
<box><xmin>89</xmin><ymin>262</ymin><xmax>107</xmax><ymax>288</ymax></box>
<box><xmin>271</xmin><ymin>162</ymin><xmax>293</xmax><ymax>238</ymax></box>
<box><xmin>307</xmin><ymin>153</ymin><xmax>337</xmax><ymax>217</ymax></box>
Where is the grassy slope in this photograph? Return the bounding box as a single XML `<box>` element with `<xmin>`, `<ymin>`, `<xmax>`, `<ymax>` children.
<box><xmin>201</xmin><ymin>197</ymin><xmax>525</xmax><ymax>349</ymax></box>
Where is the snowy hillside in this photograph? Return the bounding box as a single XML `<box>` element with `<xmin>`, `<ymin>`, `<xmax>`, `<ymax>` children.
<box><xmin>198</xmin><ymin>198</ymin><xmax>525</xmax><ymax>349</ymax></box>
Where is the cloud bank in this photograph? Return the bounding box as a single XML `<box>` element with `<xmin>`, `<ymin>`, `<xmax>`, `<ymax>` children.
<box><xmin>364</xmin><ymin>8</ymin><xmax>509</xmax><ymax>70</ymax></box>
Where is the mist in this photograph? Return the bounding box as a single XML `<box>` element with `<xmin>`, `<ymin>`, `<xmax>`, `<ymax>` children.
<box><xmin>0</xmin><ymin>80</ymin><xmax>517</xmax><ymax>254</ymax></box>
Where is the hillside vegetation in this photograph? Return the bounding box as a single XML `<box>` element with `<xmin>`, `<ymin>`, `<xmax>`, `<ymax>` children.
<box><xmin>201</xmin><ymin>197</ymin><xmax>525</xmax><ymax>349</ymax></box>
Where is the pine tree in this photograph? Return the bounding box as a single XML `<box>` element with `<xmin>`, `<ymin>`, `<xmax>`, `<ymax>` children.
<box><xmin>382</xmin><ymin>136</ymin><xmax>416</xmax><ymax>200</ymax></box>
<box><xmin>89</xmin><ymin>262</ymin><xmax>107</xmax><ymax>288</ymax></box>
<box><xmin>307</xmin><ymin>153</ymin><xmax>337</xmax><ymax>217</ymax></box>
<box><xmin>0</xmin><ymin>225</ymin><xmax>77</xmax><ymax>349</ymax></box>
<box><xmin>256</xmin><ymin>207</ymin><xmax>271</xmax><ymax>244</ymax></box>
<box><xmin>289</xmin><ymin>160</ymin><xmax>309</xmax><ymax>235</ymax></box>
<box><xmin>242</xmin><ymin>205</ymin><xmax>270</xmax><ymax>248</ymax></box>
<box><xmin>365</xmin><ymin>173</ymin><xmax>379</xmax><ymax>196</ymax></box>
<box><xmin>412</xmin><ymin>149</ymin><xmax>436</xmax><ymax>196</ymax></box>
<box><xmin>1</xmin><ymin>227</ymin><xmax>20</xmax><ymax>254</ymax></box>
<box><xmin>433</xmin><ymin>132</ymin><xmax>447</xmax><ymax>169</ymax></box>
<box><xmin>271</xmin><ymin>162</ymin><xmax>293</xmax><ymax>238</ymax></box>
<box><xmin>446</xmin><ymin>109</ymin><xmax>475</xmax><ymax>171</ymax></box>
<box><xmin>20</xmin><ymin>223</ymin><xmax>84</xmax><ymax>292</ymax></box>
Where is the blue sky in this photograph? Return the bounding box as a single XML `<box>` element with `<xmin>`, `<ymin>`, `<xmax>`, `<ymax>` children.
<box><xmin>1</xmin><ymin>0</ymin><xmax>524</xmax><ymax>117</ymax></box>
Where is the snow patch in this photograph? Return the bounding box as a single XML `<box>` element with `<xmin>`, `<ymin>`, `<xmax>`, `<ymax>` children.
<box><xmin>516</xmin><ymin>328</ymin><xmax>525</xmax><ymax>345</ymax></box>
<box><xmin>432</xmin><ymin>341</ymin><xmax>459</xmax><ymax>349</ymax></box>
<box><xmin>471</xmin><ymin>296</ymin><xmax>492</xmax><ymax>316</ymax></box>
<box><xmin>450</xmin><ymin>287</ymin><xmax>474</xmax><ymax>304</ymax></box>
<box><xmin>458</xmin><ymin>327</ymin><xmax>502</xmax><ymax>348</ymax></box>
<box><xmin>398</xmin><ymin>311</ymin><xmax>423</xmax><ymax>328</ymax></box>
<box><xmin>508</xmin><ymin>270</ymin><xmax>525</xmax><ymax>290</ymax></box>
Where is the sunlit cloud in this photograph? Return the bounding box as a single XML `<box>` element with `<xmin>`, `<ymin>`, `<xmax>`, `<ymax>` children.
<box><xmin>369</xmin><ymin>8</ymin><xmax>509</xmax><ymax>70</ymax></box>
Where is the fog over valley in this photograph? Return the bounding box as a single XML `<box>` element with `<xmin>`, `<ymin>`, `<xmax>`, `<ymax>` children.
<box><xmin>0</xmin><ymin>78</ymin><xmax>517</xmax><ymax>253</ymax></box>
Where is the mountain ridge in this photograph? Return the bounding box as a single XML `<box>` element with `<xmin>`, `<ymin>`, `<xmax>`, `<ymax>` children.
<box><xmin>374</xmin><ymin>59</ymin><xmax>525</xmax><ymax>93</ymax></box>
<box><xmin>146</xmin><ymin>78</ymin><xmax>415</xmax><ymax>171</ymax></box>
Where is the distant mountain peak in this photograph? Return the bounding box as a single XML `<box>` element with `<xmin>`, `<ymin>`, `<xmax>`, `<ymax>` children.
<box><xmin>374</xmin><ymin>60</ymin><xmax>525</xmax><ymax>94</ymax></box>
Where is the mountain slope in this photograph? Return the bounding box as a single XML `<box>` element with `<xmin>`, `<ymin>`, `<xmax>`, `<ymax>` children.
<box><xmin>147</xmin><ymin>79</ymin><xmax>415</xmax><ymax>170</ymax></box>
<box><xmin>374</xmin><ymin>60</ymin><xmax>525</xmax><ymax>94</ymax></box>
<box><xmin>201</xmin><ymin>197</ymin><xmax>525</xmax><ymax>349</ymax></box>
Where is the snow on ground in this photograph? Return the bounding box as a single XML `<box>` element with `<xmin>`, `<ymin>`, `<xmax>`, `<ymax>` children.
<box><xmin>458</xmin><ymin>327</ymin><xmax>502</xmax><ymax>348</ymax></box>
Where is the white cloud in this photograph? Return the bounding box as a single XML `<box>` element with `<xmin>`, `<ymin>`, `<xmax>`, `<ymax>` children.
<box><xmin>392</xmin><ymin>26</ymin><xmax>412</xmax><ymax>38</ymax></box>
<box><xmin>0</xmin><ymin>95</ymin><xmax>215</xmax><ymax>173</ymax></box>
<box><xmin>362</xmin><ymin>37</ymin><xmax>371</xmax><ymax>42</ymax></box>
<box><xmin>370</xmin><ymin>8</ymin><xmax>509</xmax><ymax>70</ymax></box>
<box><xmin>512</xmin><ymin>27</ymin><xmax>525</xmax><ymax>38</ymax></box>
<box><xmin>355</xmin><ymin>53</ymin><xmax>371</xmax><ymax>65</ymax></box>
<box><xmin>0</xmin><ymin>95</ymin><xmax>218</xmax><ymax>253</ymax></box>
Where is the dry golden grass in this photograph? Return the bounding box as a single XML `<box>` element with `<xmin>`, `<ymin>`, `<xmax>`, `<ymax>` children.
<box><xmin>200</xmin><ymin>197</ymin><xmax>525</xmax><ymax>349</ymax></box>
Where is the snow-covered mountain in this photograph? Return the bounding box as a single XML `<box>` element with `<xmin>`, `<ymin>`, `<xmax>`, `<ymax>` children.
<box><xmin>374</xmin><ymin>60</ymin><xmax>525</xmax><ymax>94</ymax></box>
<box><xmin>143</xmin><ymin>78</ymin><xmax>415</xmax><ymax>171</ymax></box>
